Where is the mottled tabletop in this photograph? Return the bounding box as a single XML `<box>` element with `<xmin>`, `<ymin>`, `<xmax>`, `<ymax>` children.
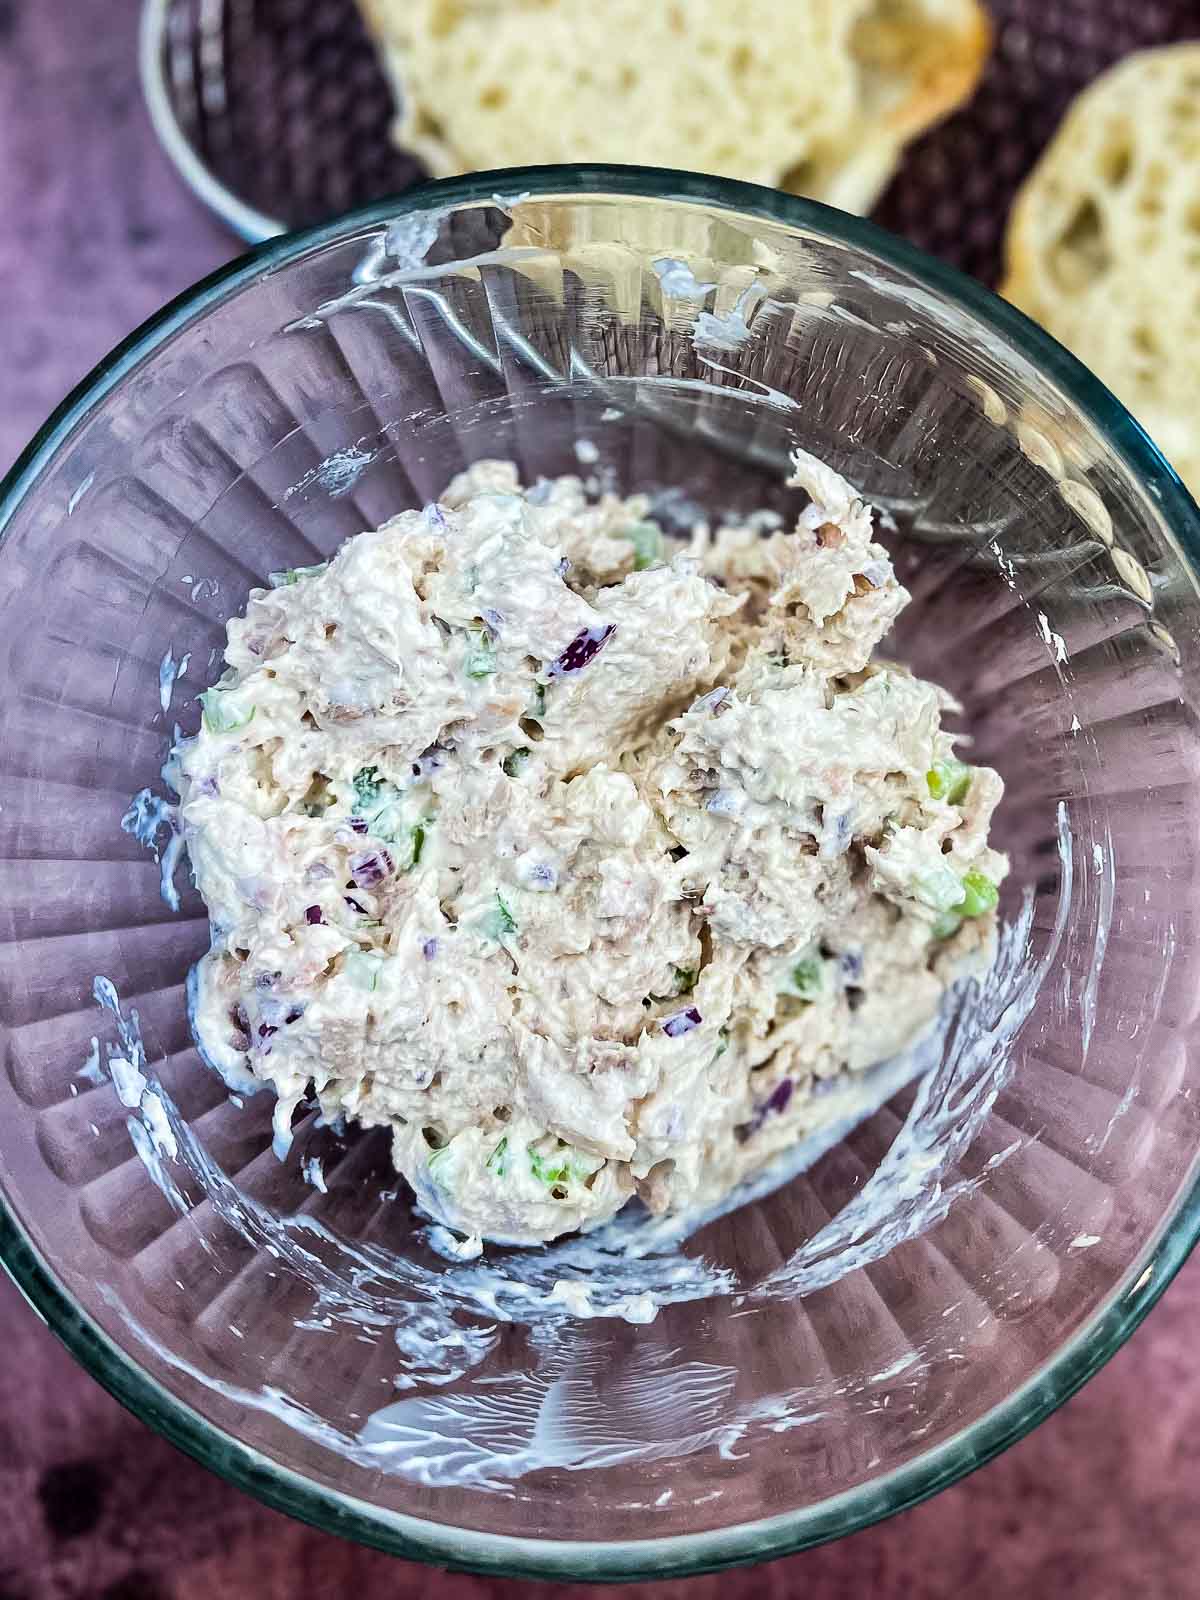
<box><xmin>2</xmin><ymin>3</ymin><xmax>1199</xmax><ymax>1598</ymax></box>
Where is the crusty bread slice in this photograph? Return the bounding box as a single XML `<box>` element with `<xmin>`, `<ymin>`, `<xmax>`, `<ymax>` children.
<box><xmin>1002</xmin><ymin>44</ymin><xmax>1200</xmax><ymax>497</ymax></box>
<box><xmin>357</xmin><ymin>0</ymin><xmax>990</xmax><ymax>215</ymax></box>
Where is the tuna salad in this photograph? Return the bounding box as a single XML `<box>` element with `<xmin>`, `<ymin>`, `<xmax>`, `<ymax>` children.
<box><xmin>177</xmin><ymin>450</ymin><xmax>1007</xmax><ymax>1245</ymax></box>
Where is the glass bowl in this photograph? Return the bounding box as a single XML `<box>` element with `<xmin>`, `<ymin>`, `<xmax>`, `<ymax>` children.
<box><xmin>2</xmin><ymin>168</ymin><xmax>1199</xmax><ymax>1581</ymax></box>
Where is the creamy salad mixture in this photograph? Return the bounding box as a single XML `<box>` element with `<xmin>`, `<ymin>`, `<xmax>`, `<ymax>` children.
<box><xmin>177</xmin><ymin>450</ymin><xmax>1006</xmax><ymax>1246</ymax></box>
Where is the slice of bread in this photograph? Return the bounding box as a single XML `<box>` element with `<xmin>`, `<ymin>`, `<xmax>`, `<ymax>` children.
<box><xmin>1002</xmin><ymin>44</ymin><xmax>1200</xmax><ymax>497</ymax></box>
<box><xmin>358</xmin><ymin>0</ymin><xmax>990</xmax><ymax>214</ymax></box>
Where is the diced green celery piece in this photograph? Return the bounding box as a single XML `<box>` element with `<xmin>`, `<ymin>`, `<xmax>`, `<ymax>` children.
<box><xmin>673</xmin><ymin>966</ymin><xmax>697</xmax><ymax>994</ymax></box>
<box><xmin>790</xmin><ymin>955</ymin><xmax>824</xmax><ymax>1001</ymax></box>
<box><xmin>622</xmin><ymin>521</ymin><xmax>666</xmax><ymax>571</ymax></box>
<box><xmin>352</xmin><ymin>765</ymin><xmax>382</xmax><ymax>808</ymax></box>
<box><xmin>200</xmin><ymin>689</ymin><xmax>255</xmax><ymax>735</ymax></box>
<box><xmin>427</xmin><ymin>1144</ymin><xmax>452</xmax><ymax>1186</ymax></box>
<box><xmin>268</xmin><ymin>562</ymin><xmax>328</xmax><ymax>588</ymax></box>
<box><xmin>529</xmin><ymin>1144</ymin><xmax>571</xmax><ymax>1185</ymax></box>
<box><xmin>486</xmin><ymin>1136</ymin><xmax>508</xmax><ymax>1177</ymax></box>
<box><xmin>465</xmin><ymin>629</ymin><xmax>496</xmax><ymax>679</ymax></box>
<box><xmin>343</xmin><ymin>950</ymin><xmax>382</xmax><ymax>991</ymax></box>
<box><xmin>927</xmin><ymin>759</ymin><xmax>973</xmax><ymax>805</ymax></box>
<box><xmin>351</xmin><ymin>769</ymin><xmax>402</xmax><ymax>844</ymax></box>
<box><xmin>959</xmin><ymin>869</ymin><xmax>999</xmax><ymax>918</ymax></box>
<box><xmin>502</xmin><ymin>747</ymin><xmax>531</xmax><ymax>778</ymax></box>
<box><xmin>932</xmin><ymin>869</ymin><xmax>997</xmax><ymax>938</ymax></box>
<box><xmin>915</xmin><ymin>862</ymin><xmax>971</xmax><ymax>913</ymax></box>
<box><xmin>483</xmin><ymin>891</ymin><xmax>517</xmax><ymax>941</ymax></box>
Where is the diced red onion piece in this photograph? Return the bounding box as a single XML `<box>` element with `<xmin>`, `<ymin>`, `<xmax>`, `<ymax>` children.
<box><xmin>549</xmin><ymin>623</ymin><xmax>616</xmax><ymax>676</ymax></box>
<box><xmin>662</xmin><ymin>1006</ymin><xmax>702</xmax><ymax>1038</ymax></box>
<box><xmin>693</xmin><ymin>686</ymin><xmax>730</xmax><ymax>715</ymax></box>
<box><xmin>737</xmin><ymin>1076</ymin><xmax>796</xmax><ymax>1142</ymax></box>
<box><xmin>766</xmin><ymin>1078</ymin><xmax>793</xmax><ymax>1115</ymax></box>
<box><xmin>350</xmin><ymin>849</ymin><xmax>393</xmax><ymax>887</ymax></box>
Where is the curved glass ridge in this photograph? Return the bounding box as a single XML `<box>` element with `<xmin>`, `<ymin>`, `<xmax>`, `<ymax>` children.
<box><xmin>2</xmin><ymin>167</ymin><xmax>1199</xmax><ymax>1581</ymax></box>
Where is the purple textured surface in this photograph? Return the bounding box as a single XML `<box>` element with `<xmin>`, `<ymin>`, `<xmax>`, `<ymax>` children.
<box><xmin>873</xmin><ymin>0</ymin><xmax>1200</xmax><ymax>282</ymax></box>
<box><xmin>2</xmin><ymin>3</ymin><xmax>1200</xmax><ymax>1597</ymax></box>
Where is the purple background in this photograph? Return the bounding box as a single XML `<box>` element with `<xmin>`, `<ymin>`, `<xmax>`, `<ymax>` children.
<box><xmin>2</xmin><ymin>3</ymin><xmax>1199</xmax><ymax>1596</ymax></box>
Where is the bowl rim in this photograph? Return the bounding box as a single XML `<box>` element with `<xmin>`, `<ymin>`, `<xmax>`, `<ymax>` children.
<box><xmin>139</xmin><ymin>0</ymin><xmax>288</xmax><ymax>244</ymax></box>
<box><xmin>2</xmin><ymin>164</ymin><xmax>1200</xmax><ymax>1581</ymax></box>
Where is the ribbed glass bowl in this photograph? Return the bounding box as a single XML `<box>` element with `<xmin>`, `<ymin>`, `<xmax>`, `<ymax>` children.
<box><xmin>2</xmin><ymin>169</ymin><xmax>1200</xmax><ymax>1581</ymax></box>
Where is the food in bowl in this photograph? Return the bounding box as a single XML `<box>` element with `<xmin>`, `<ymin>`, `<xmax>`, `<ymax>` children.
<box><xmin>356</xmin><ymin>0</ymin><xmax>991</xmax><ymax>213</ymax></box>
<box><xmin>176</xmin><ymin>448</ymin><xmax>1006</xmax><ymax>1246</ymax></box>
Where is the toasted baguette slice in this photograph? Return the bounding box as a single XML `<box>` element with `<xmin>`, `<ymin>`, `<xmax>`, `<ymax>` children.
<box><xmin>358</xmin><ymin>0</ymin><xmax>990</xmax><ymax>215</ymax></box>
<box><xmin>1003</xmin><ymin>45</ymin><xmax>1200</xmax><ymax>496</ymax></box>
